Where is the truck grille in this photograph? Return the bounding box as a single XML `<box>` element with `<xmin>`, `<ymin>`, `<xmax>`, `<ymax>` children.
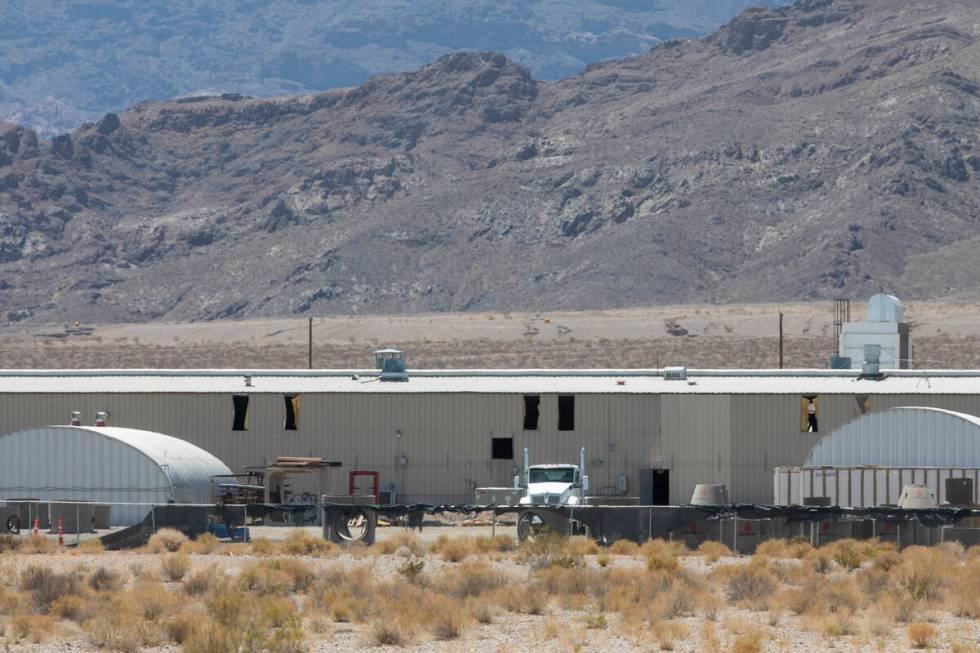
<box><xmin>529</xmin><ymin>493</ymin><xmax>562</xmax><ymax>505</ymax></box>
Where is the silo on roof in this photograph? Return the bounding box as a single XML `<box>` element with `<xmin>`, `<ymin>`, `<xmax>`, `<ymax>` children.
<box><xmin>0</xmin><ymin>426</ymin><xmax>232</xmax><ymax>525</ymax></box>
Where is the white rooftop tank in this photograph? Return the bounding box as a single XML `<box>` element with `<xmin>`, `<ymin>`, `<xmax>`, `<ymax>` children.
<box><xmin>839</xmin><ymin>293</ymin><xmax>910</xmax><ymax>370</ymax></box>
<box><xmin>866</xmin><ymin>293</ymin><xmax>904</xmax><ymax>323</ymax></box>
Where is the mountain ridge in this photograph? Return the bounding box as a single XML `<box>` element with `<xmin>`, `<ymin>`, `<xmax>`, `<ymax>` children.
<box><xmin>1</xmin><ymin>0</ymin><xmax>979</xmax><ymax>324</ymax></box>
<box><xmin>0</xmin><ymin>0</ymin><xmax>790</xmax><ymax>136</ymax></box>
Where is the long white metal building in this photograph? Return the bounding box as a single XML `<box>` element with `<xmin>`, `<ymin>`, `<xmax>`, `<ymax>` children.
<box><xmin>2</xmin><ymin>366</ymin><xmax>980</xmax><ymax>505</ymax></box>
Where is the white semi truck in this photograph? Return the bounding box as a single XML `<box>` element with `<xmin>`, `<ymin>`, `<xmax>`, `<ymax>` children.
<box><xmin>515</xmin><ymin>447</ymin><xmax>589</xmax><ymax>540</ymax></box>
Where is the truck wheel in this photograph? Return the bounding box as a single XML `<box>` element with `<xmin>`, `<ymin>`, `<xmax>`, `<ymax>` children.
<box><xmin>6</xmin><ymin>515</ymin><xmax>20</xmax><ymax>534</ymax></box>
<box><xmin>329</xmin><ymin>508</ymin><xmax>376</xmax><ymax>545</ymax></box>
<box><xmin>517</xmin><ymin>511</ymin><xmax>547</xmax><ymax>542</ymax></box>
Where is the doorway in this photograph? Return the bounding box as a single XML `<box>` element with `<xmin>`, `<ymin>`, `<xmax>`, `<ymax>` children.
<box><xmin>651</xmin><ymin>469</ymin><xmax>670</xmax><ymax>505</ymax></box>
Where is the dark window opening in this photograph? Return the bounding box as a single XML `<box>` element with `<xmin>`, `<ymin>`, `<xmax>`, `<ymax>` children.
<box><xmin>523</xmin><ymin>395</ymin><xmax>540</xmax><ymax>430</ymax></box>
<box><xmin>558</xmin><ymin>395</ymin><xmax>575</xmax><ymax>431</ymax></box>
<box><xmin>232</xmin><ymin>395</ymin><xmax>250</xmax><ymax>431</ymax></box>
<box><xmin>802</xmin><ymin>395</ymin><xmax>819</xmax><ymax>433</ymax></box>
<box><xmin>492</xmin><ymin>437</ymin><xmax>514</xmax><ymax>460</ymax></box>
<box><xmin>284</xmin><ymin>394</ymin><xmax>300</xmax><ymax>430</ymax></box>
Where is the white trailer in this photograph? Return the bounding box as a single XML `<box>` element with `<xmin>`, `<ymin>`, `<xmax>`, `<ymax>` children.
<box><xmin>774</xmin><ymin>466</ymin><xmax>980</xmax><ymax>507</ymax></box>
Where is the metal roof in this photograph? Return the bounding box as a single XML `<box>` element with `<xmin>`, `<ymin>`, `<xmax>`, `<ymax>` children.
<box><xmin>0</xmin><ymin>368</ymin><xmax>976</xmax><ymax>394</ymax></box>
<box><xmin>805</xmin><ymin>407</ymin><xmax>980</xmax><ymax>467</ymax></box>
<box><xmin>88</xmin><ymin>427</ymin><xmax>233</xmax><ymax>504</ymax></box>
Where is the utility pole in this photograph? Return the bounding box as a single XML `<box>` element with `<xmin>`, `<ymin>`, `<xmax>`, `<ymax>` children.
<box><xmin>308</xmin><ymin>316</ymin><xmax>313</xmax><ymax>369</ymax></box>
<box><xmin>778</xmin><ymin>312</ymin><xmax>784</xmax><ymax>369</ymax></box>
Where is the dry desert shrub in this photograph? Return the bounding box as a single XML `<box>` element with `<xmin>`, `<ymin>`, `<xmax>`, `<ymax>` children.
<box><xmin>564</xmin><ymin>535</ymin><xmax>600</xmax><ymax>556</ymax></box>
<box><xmin>812</xmin><ymin>612</ymin><xmax>858</xmax><ymax>639</ymax></box>
<box><xmin>826</xmin><ymin>539</ymin><xmax>865</xmax><ymax>571</ymax></box>
<box><xmin>184</xmin><ymin>532</ymin><xmax>220</xmax><ymax>554</ymax></box>
<box><xmin>755</xmin><ymin>537</ymin><xmax>812</xmax><ymax>559</ymax></box>
<box><xmin>716</xmin><ymin>562</ymin><xmax>776</xmax><ymax>610</ymax></box>
<box><xmin>84</xmin><ymin>595</ymin><xmax>159</xmax><ymax>652</ymax></box>
<box><xmin>280</xmin><ymin>529</ymin><xmax>338</xmax><ymax>556</ymax></box>
<box><xmin>951</xmin><ymin>560</ymin><xmax>980</xmax><ymax>617</ymax></box>
<box><xmin>9</xmin><ymin>613</ymin><xmax>56</xmax><ymax>643</ymax></box>
<box><xmin>533</xmin><ymin>564</ymin><xmax>596</xmax><ymax>597</ymax></box>
<box><xmin>426</xmin><ymin>593</ymin><xmax>470</xmax><ymax>640</ymax></box>
<box><xmin>145</xmin><ymin>528</ymin><xmax>187</xmax><ymax>553</ymax></box>
<box><xmin>183</xmin><ymin>566</ymin><xmax>215</xmax><ymax>596</ymax></box>
<box><xmin>907</xmin><ymin>622</ymin><xmax>938</xmax><ymax>649</ymax></box>
<box><xmin>700</xmin><ymin>621</ymin><xmax>721</xmax><ymax>653</ymax></box>
<box><xmin>696</xmin><ymin>540</ymin><xmax>732</xmax><ymax>562</ymax></box>
<box><xmin>652</xmin><ymin>620</ymin><xmax>688</xmax><ymax>651</ymax></box>
<box><xmin>437</xmin><ymin>559</ymin><xmax>508</xmax><ymax>598</ymax></box>
<box><xmin>439</xmin><ymin>537</ymin><xmax>475</xmax><ymax>562</ymax></box>
<box><xmin>473</xmin><ymin>533</ymin><xmax>516</xmax><ymax>553</ymax></box>
<box><xmin>19</xmin><ymin>564</ymin><xmax>82</xmax><ymax>609</ymax></box>
<box><xmin>608</xmin><ymin>539</ymin><xmax>640</xmax><ymax>555</ymax></box>
<box><xmin>467</xmin><ymin>597</ymin><xmax>496</xmax><ymax>624</ymax></box>
<box><xmin>897</xmin><ymin>546</ymin><xmax>951</xmax><ymax>602</ymax></box>
<box><xmin>133</xmin><ymin>581</ymin><xmax>179</xmax><ymax>621</ymax></box>
<box><xmin>369</xmin><ymin>619</ymin><xmax>409</xmax><ymax>646</ymax></box>
<box><xmin>249</xmin><ymin>537</ymin><xmax>278</xmax><ymax>555</ymax></box>
<box><xmin>0</xmin><ymin>533</ymin><xmax>20</xmax><ymax>552</ymax></box>
<box><xmin>239</xmin><ymin>558</ymin><xmax>315</xmax><ymax>594</ymax></box>
<box><xmin>75</xmin><ymin>538</ymin><xmax>105</xmax><ymax>553</ymax></box>
<box><xmin>731</xmin><ymin>629</ymin><xmax>764</xmax><ymax>653</ymax></box>
<box><xmin>375</xmin><ymin>529</ymin><xmax>426</xmax><ymax>556</ymax></box>
<box><xmin>641</xmin><ymin>538</ymin><xmax>680</xmax><ymax>572</ymax></box>
<box><xmin>185</xmin><ymin>590</ymin><xmax>307</xmax><ymax>653</ymax></box>
<box><xmin>89</xmin><ymin>565</ymin><xmax>123</xmax><ymax>592</ymax></box>
<box><xmin>22</xmin><ymin>533</ymin><xmax>55</xmax><ymax>554</ymax></box>
<box><xmin>161</xmin><ymin>552</ymin><xmax>191</xmax><ymax>582</ymax></box>
<box><xmin>166</xmin><ymin>609</ymin><xmax>208</xmax><ymax>645</ymax></box>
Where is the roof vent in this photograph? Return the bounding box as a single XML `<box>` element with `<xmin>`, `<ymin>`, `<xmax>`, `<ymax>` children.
<box><xmin>861</xmin><ymin>344</ymin><xmax>882</xmax><ymax>379</ymax></box>
<box><xmin>94</xmin><ymin>411</ymin><xmax>109</xmax><ymax>427</ymax></box>
<box><xmin>69</xmin><ymin>411</ymin><xmax>81</xmax><ymax>427</ymax></box>
<box><xmin>663</xmin><ymin>366</ymin><xmax>687</xmax><ymax>381</ymax></box>
<box><xmin>375</xmin><ymin>348</ymin><xmax>408</xmax><ymax>382</ymax></box>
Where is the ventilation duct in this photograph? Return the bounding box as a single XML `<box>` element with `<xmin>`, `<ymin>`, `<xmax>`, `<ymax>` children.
<box><xmin>861</xmin><ymin>344</ymin><xmax>882</xmax><ymax>378</ymax></box>
<box><xmin>374</xmin><ymin>348</ymin><xmax>408</xmax><ymax>382</ymax></box>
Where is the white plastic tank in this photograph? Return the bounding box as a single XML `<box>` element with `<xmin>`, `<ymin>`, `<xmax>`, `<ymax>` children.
<box><xmin>898</xmin><ymin>484</ymin><xmax>937</xmax><ymax>509</ymax></box>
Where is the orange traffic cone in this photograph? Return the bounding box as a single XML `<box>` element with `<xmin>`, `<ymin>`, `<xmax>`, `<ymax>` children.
<box><xmin>32</xmin><ymin>516</ymin><xmax>39</xmax><ymax>536</ymax></box>
<box><xmin>57</xmin><ymin>514</ymin><xmax>64</xmax><ymax>546</ymax></box>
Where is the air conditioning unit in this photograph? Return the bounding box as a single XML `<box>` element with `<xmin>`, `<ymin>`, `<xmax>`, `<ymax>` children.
<box><xmin>663</xmin><ymin>366</ymin><xmax>687</xmax><ymax>381</ymax></box>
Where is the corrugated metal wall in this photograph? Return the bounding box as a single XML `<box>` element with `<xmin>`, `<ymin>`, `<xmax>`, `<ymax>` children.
<box><xmin>661</xmin><ymin>395</ymin><xmax>730</xmax><ymax>504</ymax></box>
<box><xmin>1</xmin><ymin>391</ymin><xmax>979</xmax><ymax>505</ymax></box>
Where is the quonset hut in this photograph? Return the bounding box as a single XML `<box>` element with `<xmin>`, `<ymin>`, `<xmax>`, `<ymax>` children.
<box><xmin>0</xmin><ymin>426</ymin><xmax>232</xmax><ymax>525</ymax></box>
<box><xmin>2</xmin><ymin>363</ymin><xmax>980</xmax><ymax>506</ymax></box>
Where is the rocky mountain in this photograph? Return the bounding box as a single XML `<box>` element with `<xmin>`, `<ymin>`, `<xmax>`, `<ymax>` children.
<box><xmin>1</xmin><ymin>0</ymin><xmax>979</xmax><ymax>324</ymax></box>
<box><xmin>0</xmin><ymin>0</ymin><xmax>790</xmax><ymax>136</ymax></box>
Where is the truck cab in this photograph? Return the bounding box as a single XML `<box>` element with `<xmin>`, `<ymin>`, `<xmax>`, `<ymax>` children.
<box><xmin>518</xmin><ymin>464</ymin><xmax>587</xmax><ymax>506</ymax></box>
<box><xmin>515</xmin><ymin>447</ymin><xmax>589</xmax><ymax>506</ymax></box>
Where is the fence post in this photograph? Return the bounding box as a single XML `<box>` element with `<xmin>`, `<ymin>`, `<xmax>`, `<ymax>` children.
<box><xmin>151</xmin><ymin>506</ymin><xmax>156</xmax><ymax>534</ymax></box>
<box><xmin>491</xmin><ymin>506</ymin><xmax>497</xmax><ymax>539</ymax></box>
<box><xmin>75</xmin><ymin>503</ymin><xmax>80</xmax><ymax>545</ymax></box>
<box><xmin>731</xmin><ymin>516</ymin><xmax>738</xmax><ymax>554</ymax></box>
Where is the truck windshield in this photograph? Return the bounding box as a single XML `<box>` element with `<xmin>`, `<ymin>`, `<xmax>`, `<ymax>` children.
<box><xmin>529</xmin><ymin>468</ymin><xmax>575</xmax><ymax>484</ymax></box>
